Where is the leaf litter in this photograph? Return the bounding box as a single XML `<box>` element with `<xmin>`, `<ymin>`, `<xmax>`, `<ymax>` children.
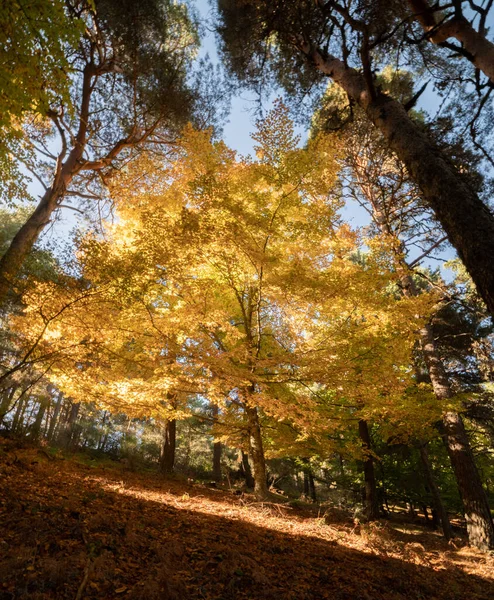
<box><xmin>0</xmin><ymin>440</ymin><xmax>493</xmax><ymax>600</ymax></box>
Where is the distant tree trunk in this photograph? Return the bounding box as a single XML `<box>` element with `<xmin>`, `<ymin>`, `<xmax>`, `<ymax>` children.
<box><xmin>244</xmin><ymin>405</ymin><xmax>268</xmax><ymax>499</ymax></box>
<box><xmin>418</xmin><ymin>442</ymin><xmax>453</xmax><ymax>540</ymax></box>
<box><xmin>358</xmin><ymin>419</ymin><xmax>380</xmax><ymax>521</ymax></box>
<box><xmin>212</xmin><ymin>440</ymin><xmax>222</xmax><ymax>481</ymax></box>
<box><xmin>11</xmin><ymin>395</ymin><xmax>27</xmax><ymax>433</ymax></box>
<box><xmin>30</xmin><ymin>399</ymin><xmax>47</xmax><ymax>440</ymax></box>
<box><xmin>308</xmin><ymin>471</ymin><xmax>317</xmax><ymax>502</ymax></box>
<box><xmin>159</xmin><ymin>419</ymin><xmax>176</xmax><ymax>474</ymax></box>
<box><xmin>422</xmin><ymin>504</ymin><xmax>430</xmax><ymax>524</ymax></box>
<box><xmin>58</xmin><ymin>401</ymin><xmax>80</xmax><ymax>449</ymax></box>
<box><xmin>240</xmin><ymin>450</ymin><xmax>255</xmax><ymax>488</ymax></box>
<box><xmin>338</xmin><ymin>454</ymin><xmax>345</xmax><ymax>479</ymax></box>
<box><xmin>421</xmin><ymin>323</ymin><xmax>494</xmax><ymax>550</ymax></box>
<box><xmin>97</xmin><ymin>411</ymin><xmax>109</xmax><ymax>451</ymax></box>
<box><xmin>0</xmin><ymin>387</ymin><xmax>16</xmax><ymax>423</ymax></box>
<box><xmin>302</xmin><ymin>459</ymin><xmax>317</xmax><ymax>502</ymax></box>
<box><xmin>211</xmin><ymin>404</ymin><xmax>222</xmax><ymax>481</ymax></box>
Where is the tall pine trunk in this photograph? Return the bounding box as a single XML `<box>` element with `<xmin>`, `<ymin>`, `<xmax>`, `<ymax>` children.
<box><xmin>421</xmin><ymin>323</ymin><xmax>494</xmax><ymax>550</ymax></box>
<box><xmin>159</xmin><ymin>419</ymin><xmax>176</xmax><ymax>474</ymax></box>
<box><xmin>303</xmin><ymin>46</ymin><xmax>494</xmax><ymax>315</ymax></box>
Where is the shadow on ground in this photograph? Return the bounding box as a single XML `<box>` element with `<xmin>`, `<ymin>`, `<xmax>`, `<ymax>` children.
<box><xmin>0</xmin><ymin>444</ymin><xmax>493</xmax><ymax>600</ymax></box>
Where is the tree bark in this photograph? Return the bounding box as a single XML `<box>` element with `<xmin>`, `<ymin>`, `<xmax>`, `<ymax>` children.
<box><xmin>301</xmin><ymin>44</ymin><xmax>494</xmax><ymax>316</ymax></box>
<box><xmin>0</xmin><ymin>64</ymin><xmax>97</xmax><ymax>307</ymax></box>
<box><xmin>421</xmin><ymin>323</ymin><xmax>494</xmax><ymax>550</ymax></box>
<box><xmin>58</xmin><ymin>401</ymin><xmax>80</xmax><ymax>449</ymax></box>
<box><xmin>408</xmin><ymin>0</ymin><xmax>494</xmax><ymax>84</ymax></box>
<box><xmin>159</xmin><ymin>419</ymin><xmax>176</xmax><ymax>474</ymax></box>
<box><xmin>303</xmin><ymin>470</ymin><xmax>310</xmax><ymax>497</ymax></box>
<box><xmin>358</xmin><ymin>419</ymin><xmax>380</xmax><ymax>521</ymax></box>
<box><xmin>0</xmin><ymin>387</ymin><xmax>16</xmax><ymax>423</ymax></box>
<box><xmin>354</xmin><ymin>145</ymin><xmax>494</xmax><ymax>548</ymax></box>
<box><xmin>302</xmin><ymin>459</ymin><xmax>317</xmax><ymax>502</ymax></box>
<box><xmin>30</xmin><ymin>399</ymin><xmax>47</xmax><ymax>440</ymax></box>
<box><xmin>240</xmin><ymin>450</ymin><xmax>255</xmax><ymax>488</ymax></box>
<box><xmin>418</xmin><ymin>442</ymin><xmax>453</xmax><ymax>540</ymax></box>
<box><xmin>47</xmin><ymin>392</ymin><xmax>63</xmax><ymax>441</ymax></box>
<box><xmin>308</xmin><ymin>470</ymin><xmax>317</xmax><ymax>502</ymax></box>
<box><xmin>244</xmin><ymin>405</ymin><xmax>268</xmax><ymax>499</ymax></box>
<box><xmin>211</xmin><ymin>404</ymin><xmax>222</xmax><ymax>480</ymax></box>
<box><xmin>11</xmin><ymin>395</ymin><xmax>26</xmax><ymax>433</ymax></box>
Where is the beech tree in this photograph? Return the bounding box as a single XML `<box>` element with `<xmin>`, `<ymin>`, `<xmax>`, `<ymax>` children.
<box><xmin>215</xmin><ymin>0</ymin><xmax>494</xmax><ymax>316</ymax></box>
<box><xmin>8</xmin><ymin>108</ymin><xmax>434</xmax><ymax>501</ymax></box>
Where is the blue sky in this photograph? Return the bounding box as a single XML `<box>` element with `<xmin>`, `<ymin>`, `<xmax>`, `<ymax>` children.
<box><xmin>37</xmin><ymin>0</ymin><xmax>452</xmax><ymax>272</ymax></box>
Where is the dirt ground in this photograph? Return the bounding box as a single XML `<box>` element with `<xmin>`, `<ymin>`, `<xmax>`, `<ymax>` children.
<box><xmin>0</xmin><ymin>440</ymin><xmax>493</xmax><ymax>599</ymax></box>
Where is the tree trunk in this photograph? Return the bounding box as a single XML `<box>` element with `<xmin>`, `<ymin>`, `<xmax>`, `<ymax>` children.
<box><xmin>47</xmin><ymin>392</ymin><xmax>63</xmax><ymax>441</ymax></box>
<box><xmin>58</xmin><ymin>401</ymin><xmax>80</xmax><ymax>450</ymax></box>
<box><xmin>211</xmin><ymin>404</ymin><xmax>222</xmax><ymax>480</ymax></box>
<box><xmin>240</xmin><ymin>450</ymin><xmax>255</xmax><ymax>488</ymax></box>
<box><xmin>303</xmin><ymin>45</ymin><xmax>494</xmax><ymax>315</ymax></box>
<box><xmin>302</xmin><ymin>459</ymin><xmax>317</xmax><ymax>502</ymax></box>
<box><xmin>0</xmin><ymin>387</ymin><xmax>16</xmax><ymax>423</ymax></box>
<box><xmin>368</xmin><ymin>212</ymin><xmax>492</xmax><ymax>547</ymax></box>
<box><xmin>408</xmin><ymin>0</ymin><xmax>494</xmax><ymax>84</ymax></box>
<box><xmin>308</xmin><ymin>470</ymin><xmax>317</xmax><ymax>502</ymax></box>
<box><xmin>418</xmin><ymin>442</ymin><xmax>453</xmax><ymax>540</ymax></box>
<box><xmin>213</xmin><ymin>440</ymin><xmax>222</xmax><ymax>481</ymax></box>
<box><xmin>358</xmin><ymin>419</ymin><xmax>380</xmax><ymax>521</ymax></box>
<box><xmin>0</xmin><ymin>64</ymin><xmax>96</xmax><ymax>307</ymax></box>
<box><xmin>11</xmin><ymin>395</ymin><xmax>26</xmax><ymax>433</ymax></box>
<box><xmin>30</xmin><ymin>399</ymin><xmax>47</xmax><ymax>440</ymax></box>
<box><xmin>244</xmin><ymin>405</ymin><xmax>268</xmax><ymax>499</ymax></box>
<box><xmin>159</xmin><ymin>419</ymin><xmax>176</xmax><ymax>474</ymax></box>
<box><xmin>421</xmin><ymin>323</ymin><xmax>494</xmax><ymax>550</ymax></box>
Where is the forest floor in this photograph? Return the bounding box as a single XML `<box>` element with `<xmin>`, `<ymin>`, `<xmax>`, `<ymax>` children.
<box><xmin>0</xmin><ymin>440</ymin><xmax>493</xmax><ymax>600</ymax></box>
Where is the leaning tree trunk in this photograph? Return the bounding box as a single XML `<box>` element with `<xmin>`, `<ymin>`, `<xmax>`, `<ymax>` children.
<box><xmin>418</xmin><ymin>442</ymin><xmax>453</xmax><ymax>541</ymax></box>
<box><xmin>421</xmin><ymin>323</ymin><xmax>494</xmax><ymax>550</ymax></box>
<box><xmin>159</xmin><ymin>419</ymin><xmax>176</xmax><ymax>474</ymax></box>
<box><xmin>0</xmin><ymin>64</ymin><xmax>98</xmax><ymax>307</ymax></box>
<box><xmin>358</xmin><ymin>419</ymin><xmax>380</xmax><ymax>521</ymax></box>
<box><xmin>244</xmin><ymin>405</ymin><xmax>268</xmax><ymax>499</ymax></box>
<box><xmin>408</xmin><ymin>0</ymin><xmax>494</xmax><ymax>85</ymax></box>
<box><xmin>302</xmin><ymin>45</ymin><xmax>494</xmax><ymax>315</ymax></box>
